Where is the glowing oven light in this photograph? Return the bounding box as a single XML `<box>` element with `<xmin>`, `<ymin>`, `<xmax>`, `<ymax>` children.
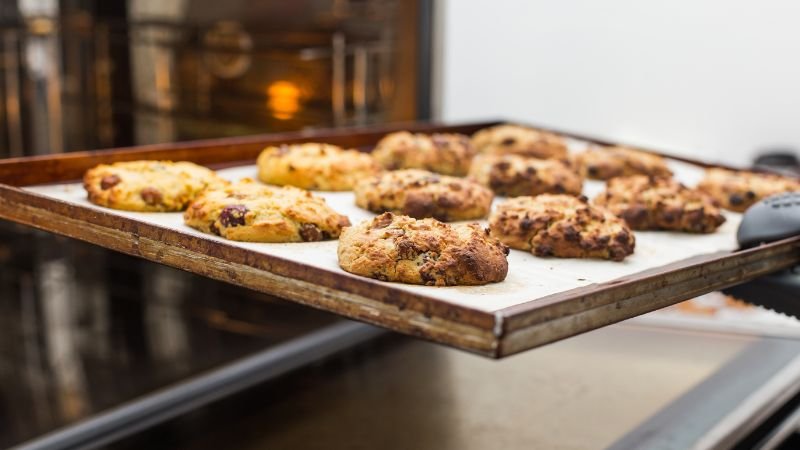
<box><xmin>267</xmin><ymin>81</ymin><xmax>301</xmax><ymax>120</ymax></box>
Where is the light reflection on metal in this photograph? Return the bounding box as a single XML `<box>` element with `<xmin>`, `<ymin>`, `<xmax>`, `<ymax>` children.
<box><xmin>353</xmin><ymin>45</ymin><xmax>368</xmax><ymax>125</ymax></box>
<box><xmin>266</xmin><ymin>80</ymin><xmax>301</xmax><ymax>120</ymax></box>
<box><xmin>331</xmin><ymin>32</ymin><xmax>346</xmax><ymax>126</ymax></box>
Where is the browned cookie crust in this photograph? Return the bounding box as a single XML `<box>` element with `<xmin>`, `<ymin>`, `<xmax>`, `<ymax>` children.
<box><xmin>697</xmin><ymin>168</ymin><xmax>800</xmax><ymax>212</ymax></box>
<box><xmin>594</xmin><ymin>175</ymin><xmax>726</xmax><ymax>233</ymax></box>
<box><xmin>256</xmin><ymin>143</ymin><xmax>381</xmax><ymax>191</ymax></box>
<box><xmin>574</xmin><ymin>146</ymin><xmax>673</xmax><ymax>180</ymax></box>
<box><xmin>184</xmin><ymin>179</ymin><xmax>350</xmax><ymax>242</ymax></box>
<box><xmin>354</xmin><ymin>169</ymin><xmax>493</xmax><ymax>221</ymax></box>
<box><xmin>371</xmin><ymin>131</ymin><xmax>477</xmax><ymax>176</ymax></box>
<box><xmin>337</xmin><ymin>213</ymin><xmax>509</xmax><ymax>286</ymax></box>
<box><xmin>470</xmin><ymin>124</ymin><xmax>568</xmax><ymax>159</ymax></box>
<box><xmin>489</xmin><ymin>195</ymin><xmax>635</xmax><ymax>261</ymax></box>
<box><xmin>83</xmin><ymin>160</ymin><xmax>228</xmax><ymax>212</ymax></box>
<box><xmin>468</xmin><ymin>153</ymin><xmax>583</xmax><ymax>197</ymax></box>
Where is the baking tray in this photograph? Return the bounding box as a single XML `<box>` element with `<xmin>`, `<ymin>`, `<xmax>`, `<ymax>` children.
<box><xmin>1</xmin><ymin>120</ymin><xmax>798</xmax><ymax>358</ymax></box>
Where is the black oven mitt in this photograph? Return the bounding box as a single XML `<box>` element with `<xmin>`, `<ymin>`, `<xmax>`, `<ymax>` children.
<box><xmin>722</xmin><ymin>192</ymin><xmax>800</xmax><ymax>317</ymax></box>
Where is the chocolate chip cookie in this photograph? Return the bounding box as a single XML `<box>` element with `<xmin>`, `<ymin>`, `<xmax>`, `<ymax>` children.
<box><xmin>257</xmin><ymin>143</ymin><xmax>381</xmax><ymax>191</ymax></box>
<box><xmin>83</xmin><ymin>160</ymin><xmax>228</xmax><ymax>212</ymax></box>
<box><xmin>470</xmin><ymin>124</ymin><xmax>568</xmax><ymax>159</ymax></box>
<box><xmin>697</xmin><ymin>168</ymin><xmax>800</xmax><ymax>212</ymax></box>
<box><xmin>468</xmin><ymin>153</ymin><xmax>583</xmax><ymax>197</ymax></box>
<box><xmin>337</xmin><ymin>212</ymin><xmax>509</xmax><ymax>286</ymax></box>
<box><xmin>489</xmin><ymin>195</ymin><xmax>635</xmax><ymax>261</ymax></box>
<box><xmin>184</xmin><ymin>179</ymin><xmax>350</xmax><ymax>242</ymax></box>
<box><xmin>354</xmin><ymin>169</ymin><xmax>493</xmax><ymax>221</ymax></box>
<box><xmin>371</xmin><ymin>131</ymin><xmax>477</xmax><ymax>176</ymax></box>
<box><xmin>594</xmin><ymin>175</ymin><xmax>726</xmax><ymax>233</ymax></box>
<box><xmin>573</xmin><ymin>146</ymin><xmax>672</xmax><ymax>180</ymax></box>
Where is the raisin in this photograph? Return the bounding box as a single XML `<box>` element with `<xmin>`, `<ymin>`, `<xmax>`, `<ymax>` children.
<box><xmin>299</xmin><ymin>223</ymin><xmax>323</xmax><ymax>242</ymax></box>
<box><xmin>729</xmin><ymin>194</ymin><xmax>744</xmax><ymax>206</ymax></box>
<box><xmin>501</xmin><ymin>137</ymin><xmax>516</xmax><ymax>146</ymax></box>
<box><xmin>140</xmin><ymin>187</ymin><xmax>163</xmax><ymax>205</ymax></box>
<box><xmin>100</xmin><ymin>174</ymin><xmax>121</xmax><ymax>190</ymax></box>
<box><xmin>219</xmin><ymin>204</ymin><xmax>248</xmax><ymax>227</ymax></box>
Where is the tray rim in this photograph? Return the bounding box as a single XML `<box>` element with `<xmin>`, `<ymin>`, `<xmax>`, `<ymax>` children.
<box><xmin>1</xmin><ymin>119</ymin><xmax>798</xmax><ymax>358</ymax></box>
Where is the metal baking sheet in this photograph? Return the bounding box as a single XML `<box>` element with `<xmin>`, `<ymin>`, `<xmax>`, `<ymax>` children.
<box><xmin>1</xmin><ymin>121</ymin><xmax>797</xmax><ymax>357</ymax></box>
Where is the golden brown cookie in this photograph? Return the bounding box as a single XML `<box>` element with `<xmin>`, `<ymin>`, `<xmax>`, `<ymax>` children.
<box><xmin>697</xmin><ymin>168</ymin><xmax>800</xmax><ymax>212</ymax></box>
<box><xmin>354</xmin><ymin>169</ymin><xmax>493</xmax><ymax>221</ymax></box>
<box><xmin>468</xmin><ymin>153</ymin><xmax>583</xmax><ymax>197</ymax></box>
<box><xmin>594</xmin><ymin>175</ymin><xmax>726</xmax><ymax>233</ymax></box>
<box><xmin>256</xmin><ymin>143</ymin><xmax>381</xmax><ymax>191</ymax></box>
<box><xmin>470</xmin><ymin>124</ymin><xmax>568</xmax><ymax>159</ymax></box>
<box><xmin>83</xmin><ymin>160</ymin><xmax>228</xmax><ymax>212</ymax></box>
<box><xmin>573</xmin><ymin>146</ymin><xmax>672</xmax><ymax>180</ymax></box>
<box><xmin>184</xmin><ymin>179</ymin><xmax>350</xmax><ymax>242</ymax></box>
<box><xmin>489</xmin><ymin>195</ymin><xmax>635</xmax><ymax>261</ymax></box>
<box><xmin>371</xmin><ymin>131</ymin><xmax>477</xmax><ymax>176</ymax></box>
<box><xmin>337</xmin><ymin>212</ymin><xmax>509</xmax><ymax>286</ymax></box>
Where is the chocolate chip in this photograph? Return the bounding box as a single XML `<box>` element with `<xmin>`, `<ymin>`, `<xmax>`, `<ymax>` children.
<box><xmin>100</xmin><ymin>174</ymin><xmax>121</xmax><ymax>190</ymax></box>
<box><xmin>745</xmin><ymin>190</ymin><xmax>756</xmax><ymax>199</ymax></box>
<box><xmin>219</xmin><ymin>204</ymin><xmax>248</xmax><ymax>227</ymax></box>
<box><xmin>729</xmin><ymin>194</ymin><xmax>744</xmax><ymax>206</ymax></box>
<box><xmin>525</xmin><ymin>166</ymin><xmax>537</xmax><ymax>175</ymax></box>
<box><xmin>587</xmin><ymin>166</ymin><xmax>599</xmax><ymax>177</ymax></box>
<box><xmin>501</xmin><ymin>137</ymin><xmax>516</xmax><ymax>146</ymax></box>
<box><xmin>140</xmin><ymin>187</ymin><xmax>163</xmax><ymax>205</ymax></box>
<box><xmin>520</xmin><ymin>217</ymin><xmax>533</xmax><ymax>230</ymax></box>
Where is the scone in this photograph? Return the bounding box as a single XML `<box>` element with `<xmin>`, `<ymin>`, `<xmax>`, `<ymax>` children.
<box><xmin>257</xmin><ymin>143</ymin><xmax>381</xmax><ymax>191</ymax></box>
<box><xmin>354</xmin><ymin>169</ymin><xmax>493</xmax><ymax>221</ymax></box>
<box><xmin>468</xmin><ymin>153</ymin><xmax>583</xmax><ymax>197</ymax></box>
<box><xmin>83</xmin><ymin>160</ymin><xmax>228</xmax><ymax>212</ymax></box>
<box><xmin>697</xmin><ymin>168</ymin><xmax>800</xmax><ymax>212</ymax></box>
<box><xmin>489</xmin><ymin>195</ymin><xmax>635</xmax><ymax>261</ymax></box>
<box><xmin>470</xmin><ymin>124</ymin><xmax>568</xmax><ymax>159</ymax></box>
<box><xmin>573</xmin><ymin>146</ymin><xmax>672</xmax><ymax>180</ymax></box>
<box><xmin>371</xmin><ymin>131</ymin><xmax>476</xmax><ymax>176</ymax></box>
<box><xmin>184</xmin><ymin>179</ymin><xmax>350</xmax><ymax>242</ymax></box>
<box><xmin>594</xmin><ymin>175</ymin><xmax>726</xmax><ymax>233</ymax></box>
<box><xmin>337</xmin><ymin>212</ymin><xmax>509</xmax><ymax>286</ymax></box>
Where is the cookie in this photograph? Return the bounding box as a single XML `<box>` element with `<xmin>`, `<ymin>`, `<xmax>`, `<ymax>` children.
<box><xmin>256</xmin><ymin>143</ymin><xmax>381</xmax><ymax>191</ymax></box>
<box><xmin>354</xmin><ymin>169</ymin><xmax>493</xmax><ymax>221</ymax></box>
<box><xmin>337</xmin><ymin>212</ymin><xmax>509</xmax><ymax>286</ymax></box>
<box><xmin>594</xmin><ymin>175</ymin><xmax>726</xmax><ymax>233</ymax></box>
<box><xmin>697</xmin><ymin>168</ymin><xmax>800</xmax><ymax>212</ymax></box>
<box><xmin>489</xmin><ymin>195</ymin><xmax>635</xmax><ymax>261</ymax></box>
<box><xmin>371</xmin><ymin>131</ymin><xmax>477</xmax><ymax>176</ymax></box>
<box><xmin>83</xmin><ymin>160</ymin><xmax>228</xmax><ymax>212</ymax></box>
<box><xmin>573</xmin><ymin>146</ymin><xmax>672</xmax><ymax>180</ymax></box>
<box><xmin>470</xmin><ymin>124</ymin><xmax>568</xmax><ymax>159</ymax></box>
<box><xmin>468</xmin><ymin>153</ymin><xmax>583</xmax><ymax>197</ymax></box>
<box><xmin>184</xmin><ymin>179</ymin><xmax>350</xmax><ymax>242</ymax></box>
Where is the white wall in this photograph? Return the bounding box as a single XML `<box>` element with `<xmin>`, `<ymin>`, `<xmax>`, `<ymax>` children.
<box><xmin>436</xmin><ymin>0</ymin><xmax>800</xmax><ymax>166</ymax></box>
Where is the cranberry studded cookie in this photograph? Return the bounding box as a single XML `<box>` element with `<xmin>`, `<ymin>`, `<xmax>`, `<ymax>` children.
<box><xmin>573</xmin><ymin>146</ymin><xmax>672</xmax><ymax>180</ymax></box>
<box><xmin>468</xmin><ymin>153</ymin><xmax>583</xmax><ymax>197</ymax></box>
<box><xmin>594</xmin><ymin>175</ymin><xmax>726</xmax><ymax>233</ymax></box>
<box><xmin>184</xmin><ymin>179</ymin><xmax>350</xmax><ymax>242</ymax></box>
<box><xmin>337</xmin><ymin>212</ymin><xmax>509</xmax><ymax>286</ymax></box>
<box><xmin>697</xmin><ymin>168</ymin><xmax>800</xmax><ymax>212</ymax></box>
<box><xmin>371</xmin><ymin>131</ymin><xmax>477</xmax><ymax>176</ymax></box>
<box><xmin>257</xmin><ymin>143</ymin><xmax>381</xmax><ymax>191</ymax></box>
<box><xmin>83</xmin><ymin>160</ymin><xmax>228</xmax><ymax>212</ymax></box>
<box><xmin>354</xmin><ymin>169</ymin><xmax>493</xmax><ymax>221</ymax></box>
<box><xmin>470</xmin><ymin>124</ymin><xmax>568</xmax><ymax>160</ymax></box>
<box><xmin>489</xmin><ymin>195</ymin><xmax>635</xmax><ymax>261</ymax></box>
